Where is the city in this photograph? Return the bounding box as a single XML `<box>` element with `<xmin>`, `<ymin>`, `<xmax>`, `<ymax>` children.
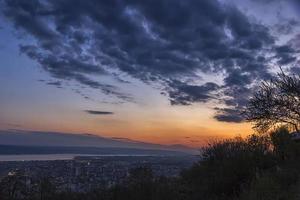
<box><xmin>0</xmin><ymin>156</ymin><xmax>197</xmax><ymax>193</ymax></box>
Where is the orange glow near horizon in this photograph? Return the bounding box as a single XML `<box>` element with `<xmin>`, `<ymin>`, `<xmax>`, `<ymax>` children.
<box><xmin>0</xmin><ymin>115</ymin><xmax>254</xmax><ymax>148</ymax></box>
<box><xmin>0</xmin><ymin>71</ymin><xmax>255</xmax><ymax>148</ymax></box>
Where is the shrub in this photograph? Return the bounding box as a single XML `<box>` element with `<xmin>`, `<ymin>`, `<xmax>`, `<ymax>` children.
<box><xmin>239</xmin><ymin>169</ymin><xmax>299</xmax><ymax>200</ymax></box>
<box><xmin>181</xmin><ymin>134</ymin><xmax>275</xmax><ymax>199</ymax></box>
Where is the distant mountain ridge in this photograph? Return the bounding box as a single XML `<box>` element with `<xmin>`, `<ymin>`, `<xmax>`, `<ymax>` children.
<box><xmin>0</xmin><ymin>145</ymin><xmax>190</xmax><ymax>156</ymax></box>
<box><xmin>0</xmin><ymin>130</ymin><xmax>198</xmax><ymax>154</ymax></box>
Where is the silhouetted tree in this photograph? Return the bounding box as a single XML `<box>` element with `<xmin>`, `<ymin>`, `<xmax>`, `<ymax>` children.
<box><xmin>270</xmin><ymin>126</ymin><xmax>292</xmax><ymax>161</ymax></box>
<box><xmin>244</xmin><ymin>71</ymin><xmax>300</xmax><ymax>132</ymax></box>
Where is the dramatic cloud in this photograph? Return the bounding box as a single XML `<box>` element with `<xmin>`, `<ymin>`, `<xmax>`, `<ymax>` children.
<box><xmin>214</xmin><ymin>108</ymin><xmax>244</xmax><ymax>123</ymax></box>
<box><xmin>2</xmin><ymin>0</ymin><xmax>299</xmax><ymax>122</ymax></box>
<box><xmin>85</xmin><ymin>110</ymin><xmax>114</xmax><ymax>115</ymax></box>
<box><xmin>168</xmin><ymin>81</ymin><xmax>220</xmax><ymax>105</ymax></box>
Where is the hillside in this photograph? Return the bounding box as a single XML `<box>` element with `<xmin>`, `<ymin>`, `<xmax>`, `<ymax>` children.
<box><xmin>0</xmin><ymin>130</ymin><xmax>197</xmax><ymax>154</ymax></box>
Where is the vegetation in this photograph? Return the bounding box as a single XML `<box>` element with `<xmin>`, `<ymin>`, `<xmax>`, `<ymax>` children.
<box><xmin>244</xmin><ymin>71</ymin><xmax>300</xmax><ymax>132</ymax></box>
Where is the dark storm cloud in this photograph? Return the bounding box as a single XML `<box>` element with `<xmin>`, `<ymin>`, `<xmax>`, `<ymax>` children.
<box><xmin>2</xmin><ymin>0</ymin><xmax>298</xmax><ymax>122</ymax></box>
<box><xmin>274</xmin><ymin>45</ymin><xmax>299</xmax><ymax>65</ymax></box>
<box><xmin>167</xmin><ymin>80</ymin><xmax>220</xmax><ymax>105</ymax></box>
<box><xmin>85</xmin><ymin>110</ymin><xmax>114</xmax><ymax>115</ymax></box>
<box><xmin>214</xmin><ymin>108</ymin><xmax>244</xmax><ymax>123</ymax></box>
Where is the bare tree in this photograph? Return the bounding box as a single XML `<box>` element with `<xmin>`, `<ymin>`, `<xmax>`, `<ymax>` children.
<box><xmin>244</xmin><ymin>71</ymin><xmax>300</xmax><ymax>132</ymax></box>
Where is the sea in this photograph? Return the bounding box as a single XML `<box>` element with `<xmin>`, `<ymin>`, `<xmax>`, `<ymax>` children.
<box><xmin>0</xmin><ymin>154</ymin><xmax>171</xmax><ymax>161</ymax></box>
<box><xmin>0</xmin><ymin>154</ymin><xmax>84</xmax><ymax>161</ymax></box>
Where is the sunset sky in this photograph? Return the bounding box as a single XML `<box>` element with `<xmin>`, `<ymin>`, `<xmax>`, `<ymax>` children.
<box><xmin>0</xmin><ymin>0</ymin><xmax>299</xmax><ymax>147</ymax></box>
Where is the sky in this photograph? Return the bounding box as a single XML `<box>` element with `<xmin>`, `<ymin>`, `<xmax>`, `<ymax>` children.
<box><xmin>0</xmin><ymin>0</ymin><xmax>299</xmax><ymax>147</ymax></box>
